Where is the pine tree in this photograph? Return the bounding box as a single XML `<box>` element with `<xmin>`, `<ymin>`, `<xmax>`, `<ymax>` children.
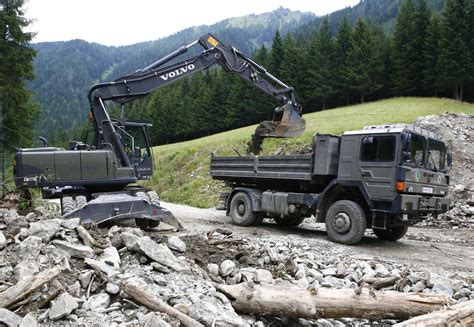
<box><xmin>334</xmin><ymin>16</ymin><xmax>352</xmax><ymax>103</ymax></box>
<box><xmin>392</xmin><ymin>0</ymin><xmax>418</xmax><ymax>95</ymax></box>
<box><xmin>413</xmin><ymin>0</ymin><xmax>432</xmax><ymax>95</ymax></box>
<box><xmin>345</xmin><ymin>18</ymin><xmax>383</xmax><ymax>103</ymax></box>
<box><xmin>438</xmin><ymin>0</ymin><xmax>469</xmax><ymax>100</ymax></box>
<box><xmin>307</xmin><ymin>18</ymin><xmax>335</xmax><ymax>109</ymax></box>
<box><xmin>269</xmin><ymin>30</ymin><xmax>284</xmax><ymax>78</ymax></box>
<box><xmin>253</xmin><ymin>45</ymin><xmax>269</xmax><ymax>67</ymax></box>
<box><xmin>422</xmin><ymin>15</ymin><xmax>441</xmax><ymax>96</ymax></box>
<box><xmin>280</xmin><ymin>32</ymin><xmax>299</xmax><ymax>88</ymax></box>
<box><xmin>464</xmin><ymin>0</ymin><xmax>474</xmax><ymax>97</ymax></box>
<box><xmin>0</xmin><ymin>0</ymin><xmax>40</xmax><ymax>148</ymax></box>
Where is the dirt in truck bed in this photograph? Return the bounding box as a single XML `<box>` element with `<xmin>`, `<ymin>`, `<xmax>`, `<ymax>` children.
<box><xmin>247</xmin><ymin>121</ymin><xmax>280</xmax><ymax>155</ymax></box>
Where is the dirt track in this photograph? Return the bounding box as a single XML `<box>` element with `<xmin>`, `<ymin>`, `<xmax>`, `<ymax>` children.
<box><xmin>162</xmin><ymin>202</ymin><xmax>474</xmax><ymax>277</ymax></box>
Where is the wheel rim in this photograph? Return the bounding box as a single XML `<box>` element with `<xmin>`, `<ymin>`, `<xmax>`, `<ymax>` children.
<box><xmin>237</xmin><ymin>202</ymin><xmax>246</xmax><ymax>216</ymax></box>
<box><xmin>333</xmin><ymin>212</ymin><xmax>351</xmax><ymax>233</ymax></box>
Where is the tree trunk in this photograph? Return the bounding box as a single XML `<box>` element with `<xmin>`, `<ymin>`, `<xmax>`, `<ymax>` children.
<box><xmin>360</xmin><ymin>93</ymin><xmax>364</xmax><ymax>103</ymax></box>
<box><xmin>121</xmin><ymin>282</ymin><xmax>204</xmax><ymax>327</ymax></box>
<box><xmin>394</xmin><ymin>299</ymin><xmax>474</xmax><ymax>326</ymax></box>
<box><xmin>216</xmin><ymin>282</ymin><xmax>449</xmax><ymax>320</ymax></box>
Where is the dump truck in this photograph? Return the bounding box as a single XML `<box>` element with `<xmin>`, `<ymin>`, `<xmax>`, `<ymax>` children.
<box><xmin>13</xmin><ymin>34</ymin><xmax>305</xmax><ymax>228</ymax></box>
<box><xmin>211</xmin><ymin>125</ymin><xmax>451</xmax><ymax>244</ymax></box>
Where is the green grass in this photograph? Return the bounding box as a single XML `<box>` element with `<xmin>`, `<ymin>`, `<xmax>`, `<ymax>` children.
<box><xmin>146</xmin><ymin>97</ymin><xmax>474</xmax><ymax>208</ymax></box>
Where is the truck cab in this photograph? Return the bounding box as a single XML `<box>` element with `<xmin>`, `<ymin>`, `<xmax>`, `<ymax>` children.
<box><xmin>210</xmin><ymin>124</ymin><xmax>451</xmax><ymax>245</ymax></box>
<box><xmin>341</xmin><ymin>125</ymin><xmax>450</xmax><ymax>212</ymax></box>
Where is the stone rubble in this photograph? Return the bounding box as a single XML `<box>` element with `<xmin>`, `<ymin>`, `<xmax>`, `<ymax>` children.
<box><xmin>0</xmin><ymin>200</ymin><xmax>472</xmax><ymax>327</ymax></box>
<box><xmin>415</xmin><ymin>113</ymin><xmax>473</xmax><ymax>229</ymax></box>
<box><xmin>48</xmin><ymin>292</ymin><xmax>79</xmax><ymax>320</ymax></box>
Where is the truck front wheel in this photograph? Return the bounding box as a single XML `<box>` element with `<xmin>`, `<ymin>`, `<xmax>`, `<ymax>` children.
<box><xmin>229</xmin><ymin>192</ymin><xmax>257</xmax><ymax>226</ymax></box>
<box><xmin>373</xmin><ymin>226</ymin><xmax>408</xmax><ymax>241</ymax></box>
<box><xmin>325</xmin><ymin>200</ymin><xmax>366</xmax><ymax>245</ymax></box>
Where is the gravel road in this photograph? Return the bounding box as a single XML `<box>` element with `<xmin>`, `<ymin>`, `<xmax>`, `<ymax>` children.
<box><xmin>162</xmin><ymin>202</ymin><xmax>474</xmax><ymax>277</ymax></box>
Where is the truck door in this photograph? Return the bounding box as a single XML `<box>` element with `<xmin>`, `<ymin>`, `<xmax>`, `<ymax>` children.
<box><xmin>358</xmin><ymin>135</ymin><xmax>397</xmax><ymax>200</ymax></box>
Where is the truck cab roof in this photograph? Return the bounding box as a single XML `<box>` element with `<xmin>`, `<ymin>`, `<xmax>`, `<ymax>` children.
<box><xmin>343</xmin><ymin>124</ymin><xmax>440</xmax><ymax>139</ymax></box>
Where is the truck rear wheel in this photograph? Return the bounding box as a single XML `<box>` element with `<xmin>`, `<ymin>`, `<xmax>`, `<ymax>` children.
<box><xmin>274</xmin><ymin>216</ymin><xmax>305</xmax><ymax>227</ymax></box>
<box><xmin>325</xmin><ymin>200</ymin><xmax>366</xmax><ymax>245</ymax></box>
<box><xmin>229</xmin><ymin>192</ymin><xmax>257</xmax><ymax>226</ymax></box>
<box><xmin>373</xmin><ymin>226</ymin><xmax>408</xmax><ymax>241</ymax></box>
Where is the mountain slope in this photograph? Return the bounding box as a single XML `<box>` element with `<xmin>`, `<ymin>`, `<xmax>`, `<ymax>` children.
<box><xmin>30</xmin><ymin>7</ymin><xmax>314</xmax><ymax>140</ymax></box>
<box><xmin>298</xmin><ymin>0</ymin><xmax>445</xmax><ymax>35</ymax></box>
<box><xmin>145</xmin><ymin>97</ymin><xmax>474</xmax><ymax>207</ymax></box>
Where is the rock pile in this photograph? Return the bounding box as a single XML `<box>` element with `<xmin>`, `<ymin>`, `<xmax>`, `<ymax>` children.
<box><xmin>414</xmin><ymin>113</ymin><xmax>473</xmax><ymax>229</ymax></box>
<box><xmin>202</xmin><ymin>232</ymin><xmax>473</xmax><ymax>303</ymax></box>
<box><xmin>0</xmin><ymin>203</ymin><xmax>472</xmax><ymax>326</ymax></box>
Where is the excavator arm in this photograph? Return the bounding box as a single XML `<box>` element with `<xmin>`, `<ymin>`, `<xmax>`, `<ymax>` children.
<box><xmin>88</xmin><ymin>33</ymin><xmax>306</xmax><ymax>167</ymax></box>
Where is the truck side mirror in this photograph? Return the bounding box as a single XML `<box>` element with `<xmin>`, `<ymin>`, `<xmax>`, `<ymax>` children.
<box><xmin>447</xmin><ymin>151</ymin><xmax>452</xmax><ymax>167</ymax></box>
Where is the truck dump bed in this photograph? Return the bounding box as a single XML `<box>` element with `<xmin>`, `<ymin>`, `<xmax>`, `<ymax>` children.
<box><xmin>210</xmin><ymin>134</ymin><xmax>340</xmax><ymax>184</ymax></box>
<box><xmin>210</xmin><ymin>154</ymin><xmax>313</xmax><ymax>181</ymax></box>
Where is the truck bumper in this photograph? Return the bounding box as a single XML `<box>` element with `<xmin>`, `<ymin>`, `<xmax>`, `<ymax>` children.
<box><xmin>392</xmin><ymin>194</ymin><xmax>449</xmax><ymax>214</ymax></box>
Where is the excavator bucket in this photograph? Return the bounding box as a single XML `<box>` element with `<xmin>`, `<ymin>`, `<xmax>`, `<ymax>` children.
<box><xmin>258</xmin><ymin>102</ymin><xmax>306</xmax><ymax>138</ymax></box>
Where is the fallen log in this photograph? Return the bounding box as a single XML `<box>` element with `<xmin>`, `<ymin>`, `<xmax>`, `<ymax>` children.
<box><xmin>0</xmin><ymin>267</ymin><xmax>61</xmax><ymax>308</ymax></box>
<box><xmin>121</xmin><ymin>282</ymin><xmax>204</xmax><ymax>327</ymax></box>
<box><xmin>394</xmin><ymin>299</ymin><xmax>474</xmax><ymax>326</ymax></box>
<box><xmin>216</xmin><ymin>282</ymin><xmax>449</xmax><ymax>320</ymax></box>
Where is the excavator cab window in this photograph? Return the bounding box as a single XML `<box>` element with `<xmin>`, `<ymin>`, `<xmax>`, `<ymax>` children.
<box><xmin>113</xmin><ymin>119</ymin><xmax>153</xmax><ymax>174</ymax></box>
<box><xmin>126</xmin><ymin>125</ymin><xmax>151</xmax><ymax>164</ymax></box>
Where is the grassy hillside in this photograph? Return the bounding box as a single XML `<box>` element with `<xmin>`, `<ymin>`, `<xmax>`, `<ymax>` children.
<box><xmin>146</xmin><ymin>97</ymin><xmax>474</xmax><ymax>208</ymax></box>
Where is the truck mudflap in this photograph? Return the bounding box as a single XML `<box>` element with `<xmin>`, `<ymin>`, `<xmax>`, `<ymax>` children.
<box><xmin>62</xmin><ymin>193</ymin><xmax>183</xmax><ymax>230</ymax></box>
<box><xmin>393</xmin><ymin>194</ymin><xmax>449</xmax><ymax>214</ymax></box>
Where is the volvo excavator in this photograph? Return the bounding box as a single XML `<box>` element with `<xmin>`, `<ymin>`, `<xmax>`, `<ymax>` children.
<box><xmin>13</xmin><ymin>33</ymin><xmax>306</xmax><ymax>228</ymax></box>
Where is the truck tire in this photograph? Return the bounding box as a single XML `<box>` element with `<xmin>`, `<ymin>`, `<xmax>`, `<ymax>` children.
<box><xmin>62</xmin><ymin>197</ymin><xmax>75</xmax><ymax>215</ymax></box>
<box><xmin>229</xmin><ymin>192</ymin><xmax>257</xmax><ymax>226</ymax></box>
<box><xmin>274</xmin><ymin>216</ymin><xmax>305</xmax><ymax>227</ymax></box>
<box><xmin>75</xmin><ymin>195</ymin><xmax>87</xmax><ymax>209</ymax></box>
<box><xmin>147</xmin><ymin>191</ymin><xmax>161</xmax><ymax>228</ymax></box>
<box><xmin>325</xmin><ymin>200</ymin><xmax>366</xmax><ymax>245</ymax></box>
<box><xmin>373</xmin><ymin>226</ymin><xmax>408</xmax><ymax>241</ymax></box>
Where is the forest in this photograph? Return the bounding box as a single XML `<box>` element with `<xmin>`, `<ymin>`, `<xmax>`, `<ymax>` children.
<box><xmin>121</xmin><ymin>0</ymin><xmax>473</xmax><ymax>145</ymax></box>
<box><xmin>1</xmin><ymin>0</ymin><xmax>473</xmax><ymax>149</ymax></box>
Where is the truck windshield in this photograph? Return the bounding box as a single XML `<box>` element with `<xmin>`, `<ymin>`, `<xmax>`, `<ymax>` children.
<box><xmin>409</xmin><ymin>133</ymin><xmax>426</xmax><ymax>167</ymax></box>
<box><xmin>427</xmin><ymin>138</ymin><xmax>446</xmax><ymax>171</ymax></box>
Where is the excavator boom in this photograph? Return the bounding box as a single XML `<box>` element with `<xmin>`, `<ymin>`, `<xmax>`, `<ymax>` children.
<box><xmin>89</xmin><ymin>34</ymin><xmax>305</xmax><ymax>167</ymax></box>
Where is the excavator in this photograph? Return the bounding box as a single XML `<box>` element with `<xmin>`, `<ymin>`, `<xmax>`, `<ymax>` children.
<box><xmin>13</xmin><ymin>33</ymin><xmax>306</xmax><ymax>228</ymax></box>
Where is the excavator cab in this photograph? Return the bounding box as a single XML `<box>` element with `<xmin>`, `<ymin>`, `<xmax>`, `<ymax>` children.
<box><xmin>113</xmin><ymin>119</ymin><xmax>154</xmax><ymax>180</ymax></box>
